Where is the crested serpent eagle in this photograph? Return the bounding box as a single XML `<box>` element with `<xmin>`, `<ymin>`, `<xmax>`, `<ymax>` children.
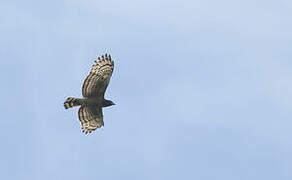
<box><xmin>64</xmin><ymin>54</ymin><xmax>115</xmax><ymax>134</ymax></box>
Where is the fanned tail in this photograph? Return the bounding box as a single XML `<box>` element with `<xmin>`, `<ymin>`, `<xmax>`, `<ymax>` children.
<box><xmin>64</xmin><ymin>97</ymin><xmax>83</xmax><ymax>109</ymax></box>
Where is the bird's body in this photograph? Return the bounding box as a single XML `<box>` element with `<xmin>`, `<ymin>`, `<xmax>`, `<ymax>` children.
<box><xmin>64</xmin><ymin>54</ymin><xmax>115</xmax><ymax>134</ymax></box>
<box><xmin>65</xmin><ymin>97</ymin><xmax>113</xmax><ymax>107</ymax></box>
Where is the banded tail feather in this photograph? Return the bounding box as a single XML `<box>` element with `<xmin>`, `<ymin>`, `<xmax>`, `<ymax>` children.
<box><xmin>64</xmin><ymin>97</ymin><xmax>83</xmax><ymax>109</ymax></box>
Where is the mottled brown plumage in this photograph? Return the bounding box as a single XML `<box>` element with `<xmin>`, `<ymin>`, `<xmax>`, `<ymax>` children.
<box><xmin>64</xmin><ymin>54</ymin><xmax>115</xmax><ymax>134</ymax></box>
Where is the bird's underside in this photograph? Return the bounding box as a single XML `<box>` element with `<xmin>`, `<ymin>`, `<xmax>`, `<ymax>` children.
<box><xmin>64</xmin><ymin>54</ymin><xmax>115</xmax><ymax>134</ymax></box>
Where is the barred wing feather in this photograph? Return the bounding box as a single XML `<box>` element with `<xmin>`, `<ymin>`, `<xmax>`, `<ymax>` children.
<box><xmin>82</xmin><ymin>54</ymin><xmax>114</xmax><ymax>98</ymax></box>
<box><xmin>78</xmin><ymin>106</ymin><xmax>104</xmax><ymax>134</ymax></box>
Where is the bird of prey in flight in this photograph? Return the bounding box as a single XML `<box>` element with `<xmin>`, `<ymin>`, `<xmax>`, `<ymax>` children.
<box><xmin>64</xmin><ymin>54</ymin><xmax>115</xmax><ymax>134</ymax></box>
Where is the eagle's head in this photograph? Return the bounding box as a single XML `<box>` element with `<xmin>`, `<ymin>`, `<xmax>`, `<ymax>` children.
<box><xmin>102</xmin><ymin>99</ymin><xmax>115</xmax><ymax>107</ymax></box>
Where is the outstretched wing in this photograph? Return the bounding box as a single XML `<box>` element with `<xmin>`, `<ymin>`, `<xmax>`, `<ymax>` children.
<box><xmin>78</xmin><ymin>106</ymin><xmax>104</xmax><ymax>134</ymax></box>
<box><xmin>82</xmin><ymin>54</ymin><xmax>114</xmax><ymax>98</ymax></box>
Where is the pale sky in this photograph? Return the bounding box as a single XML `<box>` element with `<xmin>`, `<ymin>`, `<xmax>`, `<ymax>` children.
<box><xmin>1</xmin><ymin>0</ymin><xmax>292</xmax><ymax>179</ymax></box>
